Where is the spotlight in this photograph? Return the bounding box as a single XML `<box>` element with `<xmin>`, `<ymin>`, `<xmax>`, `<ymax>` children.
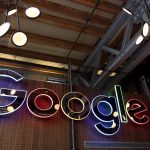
<box><xmin>97</xmin><ymin>70</ymin><xmax>103</xmax><ymax>76</ymax></box>
<box><xmin>7</xmin><ymin>8</ymin><xmax>17</xmax><ymax>16</ymax></box>
<box><xmin>142</xmin><ymin>23</ymin><xmax>149</xmax><ymax>37</ymax></box>
<box><xmin>122</xmin><ymin>7</ymin><xmax>133</xmax><ymax>15</ymax></box>
<box><xmin>25</xmin><ymin>7</ymin><xmax>40</xmax><ymax>19</ymax></box>
<box><xmin>109</xmin><ymin>72</ymin><xmax>117</xmax><ymax>77</ymax></box>
<box><xmin>6</xmin><ymin>4</ymin><xmax>17</xmax><ymax>16</ymax></box>
<box><xmin>0</xmin><ymin>22</ymin><xmax>11</xmax><ymax>37</ymax></box>
<box><xmin>136</xmin><ymin>35</ymin><xmax>144</xmax><ymax>45</ymax></box>
<box><xmin>12</xmin><ymin>31</ymin><xmax>28</xmax><ymax>47</ymax></box>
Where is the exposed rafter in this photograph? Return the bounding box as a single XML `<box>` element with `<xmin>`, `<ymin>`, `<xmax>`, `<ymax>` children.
<box><xmin>0</xmin><ymin>7</ymin><xmax>105</xmax><ymax>37</ymax></box>
<box><xmin>79</xmin><ymin>11</ymin><xmax>128</xmax><ymax>72</ymax></box>
<box><xmin>23</xmin><ymin>0</ymin><xmax>112</xmax><ymax>26</ymax></box>
<box><xmin>91</xmin><ymin>25</ymin><xmax>144</xmax><ymax>88</ymax></box>
<box><xmin>4</xmin><ymin>31</ymin><xmax>92</xmax><ymax>53</ymax></box>
<box><xmin>71</xmin><ymin>0</ymin><xmax>122</xmax><ymax>14</ymax></box>
<box><xmin>103</xmin><ymin>40</ymin><xmax>150</xmax><ymax>92</ymax></box>
<box><xmin>0</xmin><ymin>46</ymin><xmax>83</xmax><ymax>66</ymax></box>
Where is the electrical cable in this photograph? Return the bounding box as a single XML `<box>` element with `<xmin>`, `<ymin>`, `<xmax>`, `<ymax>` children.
<box><xmin>66</xmin><ymin>0</ymin><xmax>101</xmax><ymax>58</ymax></box>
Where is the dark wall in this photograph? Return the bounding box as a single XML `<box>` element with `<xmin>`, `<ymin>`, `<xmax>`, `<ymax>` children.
<box><xmin>0</xmin><ymin>78</ymin><xmax>150</xmax><ymax>150</ymax></box>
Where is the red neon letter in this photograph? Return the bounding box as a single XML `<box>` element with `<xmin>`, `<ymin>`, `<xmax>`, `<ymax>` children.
<box><xmin>126</xmin><ymin>99</ymin><xmax>149</xmax><ymax>125</ymax></box>
<box><xmin>27</xmin><ymin>88</ymin><xmax>60</xmax><ymax>118</ymax></box>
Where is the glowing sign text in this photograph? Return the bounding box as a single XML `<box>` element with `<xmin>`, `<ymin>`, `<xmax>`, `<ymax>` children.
<box><xmin>0</xmin><ymin>69</ymin><xmax>149</xmax><ymax>136</ymax></box>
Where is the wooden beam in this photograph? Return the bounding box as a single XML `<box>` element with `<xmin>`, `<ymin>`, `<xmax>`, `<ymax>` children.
<box><xmin>23</xmin><ymin>0</ymin><xmax>112</xmax><ymax>26</ymax></box>
<box><xmin>0</xmin><ymin>7</ymin><xmax>105</xmax><ymax>37</ymax></box>
<box><xmin>5</xmin><ymin>30</ymin><xmax>93</xmax><ymax>53</ymax></box>
<box><xmin>0</xmin><ymin>59</ymin><xmax>67</xmax><ymax>77</ymax></box>
<box><xmin>26</xmin><ymin>32</ymin><xmax>92</xmax><ymax>53</ymax></box>
<box><xmin>0</xmin><ymin>59</ymin><xmax>90</xmax><ymax>79</ymax></box>
<box><xmin>0</xmin><ymin>46</ymin><xmax>83</xmax><ymax>66</ymax></box>
<box><xmin>71</xmin><ymin>0</ymin><xmax>121</xmax><ymax>14</ymax></box>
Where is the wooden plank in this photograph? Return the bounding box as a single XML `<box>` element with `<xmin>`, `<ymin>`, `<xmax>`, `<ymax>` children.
<box><xmin>0</xmin><ymin>46</ymin><xmax>83</xmax><ymax>66</ymax></box>
<box><xmin>5</xmin><ymin>30</ymin><xmax>93</xmax><ymax>53</ymax></box>
<box><xmin>38</xmin><ymin>13</ymin><xmax>105</xmax><ymax>37</ymax></box>
<box><xmin>25</xmin><ymin>32</ymin><xmax>92</xmax><ymax>53</ymax></box>
<box><xmin>71</xmin><ymin>0</ymin><xmax>121</xmax><ymax>14</ymax></box>
<box><xmin>0</xmin><ymin>59</ymin><xmax>67</xmax><ymax>77</ymax></box>
<box><xmin>0</xmin><ymin>7</ymin><xmax>105</xmax><ymax>37</ymax></box>
<box><xmin>23</xmin><ymin>0</ymin><xmax>112</xmax><ymax>26</ymax></box>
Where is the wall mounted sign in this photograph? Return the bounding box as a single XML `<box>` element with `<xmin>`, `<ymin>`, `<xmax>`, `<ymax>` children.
<box><xmin>0</xmin><ymin>69</ymin><xmax>149</xmax><ymax>136</ymax></box>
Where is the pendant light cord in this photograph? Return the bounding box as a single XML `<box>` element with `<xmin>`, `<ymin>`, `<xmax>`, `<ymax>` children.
<box><xmin>66</xmin><ymin>0</ymin><xmax>101</xmax><ymax>59</ymax></box>
<box><xmin>4</xmin><ymin>0</ymin><xmax>11</xmax><ymax>22</ymax></box>
<box><xmin>16</xmin><ymin>0</ymin><xmax>20</xmax><ymax>31</ymax></box>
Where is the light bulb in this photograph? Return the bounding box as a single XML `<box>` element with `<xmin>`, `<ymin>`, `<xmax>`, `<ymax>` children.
<box><xmin>8</xmin><ymin>9</ymin><xmax>17</xmax><ymax>16</ymax></box>
<box><xmin>136</xmin><ymin>35</ymin><xmax>144</xmax><ymax>45</ymax></box>
<box><xmin>12</xmin><ymin>32</ymin><xmax>28</xmax><ymax>47</ymax></box>
<box><xmin>0</xmin><ymin>22</ymin><xmax>11</xmax><ymax>37</ymax></box>
<box><xmin>142</xmin><ymin>23</ymin><xmax>149</xmax><ymax>37</ymax></box>
<box><xmin>122</xmin><ymin>7</ymin><xmax>132</xmax><ymax>15</ymax></box>
<box><xmin>25</xmin><ymin>7</ymin><xmax>40</xmax><ymax>18</ymax></box>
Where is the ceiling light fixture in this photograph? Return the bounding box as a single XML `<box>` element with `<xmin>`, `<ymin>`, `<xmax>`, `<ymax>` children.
<box><xmin>12</xmin><ymin>31</ymin><xmax>28</xmax><ymax>47</ymax></box>
<box><xmin>97</xmin><ymin>69</ymin><xmax>103</xmax><ymax>76</ymax></box>
<box><xmin>122</xmin><ymin>0</ymin><xmax>150</xmax><ymax>45</ymax></box>
<box><xmin>136</xmin><ymin>35</ymin><xmax>144</xmax><ymax>45</ymax></box>
<box><xmin>122</xmin><ymin>7</ymin><xmax>133</xmax><ymax>15</ymax></box>
<box><xmin>11</xmin><ymin>0</ymin><xmax>28</xmax><ymax>47</ymax></box>
<box><xmin>109</xmin><ymin>72</ymin><xmax>117</xmax><ymax>77</ymax></box>
<box><xmin>0</xmin><ymin>0</ymin><xmax>40</xmax><ymax>47</ymax></box>
<box><xmin>25</xmin><ymin>7</ymin><xmax>41</xmax><ymax>19</ymax></box>
<box><xmin>122</xmin><ymin>1</ymin><xmax>133</xmax><ymax>15</ymax></box>
<box><xmin>142</xmin><ymin>22</ymin><xmax>149</xmax><ymax>37</ymax></box>
<box><xmin>0</xmin><ymin>0</ymin><xmax>11</xmax><ymax>37</ymax></box>
<box><xmin>6</xmin><ymin>3</ymin><xmax>17</xmax><ymax>16</ymax></box>
<box><xmin>8</xmin><ymin>8</ymin><xmax>17</xmax><ymax>16</ymax></box>
<box><xmin>0</xmin><ymin>22</ymin><xmax>11</xmax><ymax>37</ymax></box>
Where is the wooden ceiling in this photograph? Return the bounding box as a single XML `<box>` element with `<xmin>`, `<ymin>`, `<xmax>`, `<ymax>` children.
<box><xmin>0</xmin><ymin>0</ymin><xmax>124</xmax><ymax>75</ymax></box>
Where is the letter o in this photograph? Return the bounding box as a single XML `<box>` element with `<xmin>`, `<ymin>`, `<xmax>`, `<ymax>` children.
<box><xmin>61</xmin><ymin>92</ymin><xmax>90</xmax><ymax>120</ymax></box>
<box><xmin>27</xmin><ymin>88</ymin><xmax>60</xmax><ymax>118</ymax></box>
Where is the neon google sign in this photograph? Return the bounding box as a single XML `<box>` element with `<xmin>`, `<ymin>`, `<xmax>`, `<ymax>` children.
<box><xmin>0</xmin><ymin>69</ymin><xmax>149</xmax><ymax>136</ymax></box>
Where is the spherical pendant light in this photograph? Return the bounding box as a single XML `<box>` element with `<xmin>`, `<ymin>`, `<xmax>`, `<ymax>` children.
<box><xmin>12</xmin><ymin>31</ymin><xmax>28</xmax><ymax>47</ymax></box>
<box><xmin>25</xmin><ymin>7</ymin><xmax>40</xmax><ymax>19</ymax></box>
<box><xmin>0</xmin><ymin>22</ymin><xmax>11</xmax><ymax>37</ymax></box>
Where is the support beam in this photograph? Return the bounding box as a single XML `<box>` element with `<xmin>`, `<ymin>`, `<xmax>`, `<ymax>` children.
<box><xmin>103</xmin><ymin>40</ymin><xmax>150</xmax><ymax>92</ymax></box>
<box><xmin>91</xmin><ymin>28</ymin><xmax>142</xmax><ymax>88</ymax></box>
<box><xmin>121</xmin><ymin>16</ymin><xmax>133</xmax><ymax>52</ymax></box>
<box><xmin>5</xmin><ymin>31</ymin><xmax>92</xmax><ymax>53</ymax></box>
<box><xmin>103</xmin><ymin>46</ymin><xmax>120</xmax><ymax>55</ymax></box>
<box><xmin>0</xmin><ymin>46</ymin><xmax>83</xmax><ymax>66</ymax></box>
<box><xmin>79</xmin><ymin>10</ymin><xmax>128</xmax><ymax>72</ymax></box>
<box><xmin>78</xmin><ymin>75</ymin><xmax>90</xmax><ymax>87</ymax></box>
